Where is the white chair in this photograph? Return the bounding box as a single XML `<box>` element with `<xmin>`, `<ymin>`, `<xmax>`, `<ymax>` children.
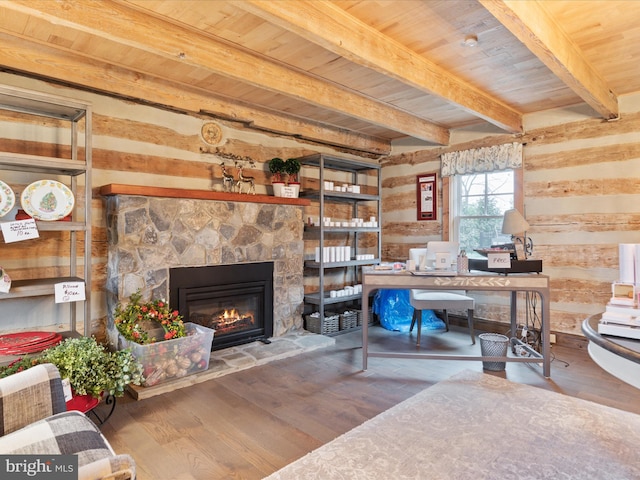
<box><xmin>408</xmin><ymin>242</ymin><xmax>476</xmax><ymax>346</ymax></box>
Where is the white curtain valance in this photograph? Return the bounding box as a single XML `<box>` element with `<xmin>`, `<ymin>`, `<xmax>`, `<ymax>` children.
<box><xmin>440</xmin><ymin>142</ymin><xmax>522</xmax><ymax>177</ymax></box>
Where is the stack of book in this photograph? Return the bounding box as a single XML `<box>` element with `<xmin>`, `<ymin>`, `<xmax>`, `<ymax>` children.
<box><xmin>599</xmin><ymin>303</ymin><xmax>640</xmax><ymax>340</ymax></box>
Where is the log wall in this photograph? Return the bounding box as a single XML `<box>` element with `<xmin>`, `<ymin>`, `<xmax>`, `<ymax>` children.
<box><xmin>382</xmin><ymin>96</ymin><xmax>640</xmax><ymax>335</ymax></box>
<box><xmin>3</xmin><ymin>70</ymin><xmax>640</xmax><ymax>338</ymax></box>
<box><xmin>0</xmin><ymin>72</ymin><xmax>374</xmax><ymax>337</ymax></box>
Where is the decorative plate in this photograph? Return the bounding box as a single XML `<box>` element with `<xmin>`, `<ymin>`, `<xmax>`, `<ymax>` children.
<box><xmin>201</xmin><ymin>121</ymin><xmax>222</xmax><ymax>145</ymax></box>
<box><xmin>20</xmin><ymin>180</ymin><xmax>74</xmax><ymax>221</ymax></box>
<box><xmin>0</xmin><ymin>179</ymin><xmax>15</xmax><ymax>218</ymax></box>
<box><xmin>8</xmin><ymin>334</ymin><xmax>62</xmax><ymax>354</ymax></box>
<box><xmin>0</xmin><ymin>331</ymin><xmax>60</xmax><ymax>354</ymax></box>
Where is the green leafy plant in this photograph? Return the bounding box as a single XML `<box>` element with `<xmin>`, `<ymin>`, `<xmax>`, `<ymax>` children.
<box><xmin>39</xmin><ymin>337</ymin><xmax>144</xmax><ymax>398</ymax></box>
<box><xmin>284</xmin><ymin>157</ymin><xmax>301</xmax><ymax>183</ymax></box>
<box><xmin>268</xmin><ymin>157</ymin><xmax>286</xmax><ymax>183</ymax></box>
<box><xmin>114</xmin><ymin>290</ymin><xmax>185</xmax><ymax>345</ymax></box>
<box><xmin>0</xmin><ymin>337</ymin><xmax>144</xmax><ymax>398</ymax></box>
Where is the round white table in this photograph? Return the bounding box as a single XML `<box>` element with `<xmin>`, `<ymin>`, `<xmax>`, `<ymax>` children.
<box><xmin>582</xmin><ymin>314</ymin><xmax>640</xmax><ymax>389</ymax></box>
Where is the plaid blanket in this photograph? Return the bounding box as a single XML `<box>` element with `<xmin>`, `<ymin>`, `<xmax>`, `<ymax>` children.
<box><xmin>0</xmin><ymin>363</ymin><xmax>135</xmax><ymax>480</ymax></box>
<box><xmin>0</xmin><ymin>362</ymin><xmax>66</xmax><ymax>435</ymax></box>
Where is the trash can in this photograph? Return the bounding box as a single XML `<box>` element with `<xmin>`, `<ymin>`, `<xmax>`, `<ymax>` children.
<box><xmin>479</xmin><ymin>333</ymin><xmax>509</xmax><ymax>371</ymax></box>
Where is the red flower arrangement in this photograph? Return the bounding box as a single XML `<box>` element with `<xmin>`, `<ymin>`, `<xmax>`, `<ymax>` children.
<box><xmin>114</xmin><ymin>290</ymin><xmax>186</xmax><ymax>345</ymax></box>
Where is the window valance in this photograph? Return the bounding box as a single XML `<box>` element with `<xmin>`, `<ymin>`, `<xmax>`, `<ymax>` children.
<box><xmin>440</xmin><ymin>142</ymin><xmax>522</xmax><ymax>177</ymax></box>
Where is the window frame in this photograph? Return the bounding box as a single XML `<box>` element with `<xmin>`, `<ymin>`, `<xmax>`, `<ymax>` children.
<box><xmin>442</xmin><ymin>168</ymin><xmax>523</xmax><ymax>243</ymax></box>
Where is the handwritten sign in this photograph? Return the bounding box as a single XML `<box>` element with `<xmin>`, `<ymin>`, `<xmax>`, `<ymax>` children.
<box><xmin>488</xmin><ymin>252</ymin><xmax>511</xmax><ymax>269</ymax></box>
<box><xmin>61</xmin><ymin>377</ymin><xmax>73</xmax><ymax>402</ymax></box>
<box><xmin>55</xmin><ymin>281</ymin><xmax>86</xmax><ymax>303</ymax></box>
<box><xmin>1</xmin><ymin>219</ymin><xmax>39</xmax><ymax>243</ymax></box>
<box><xmin>280</xmin><ymin>186</ymin><xmax>297</xmax><ymax>198</ymax></box>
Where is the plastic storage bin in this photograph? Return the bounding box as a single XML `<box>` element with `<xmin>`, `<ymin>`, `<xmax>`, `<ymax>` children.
<box><xmin>118</xmin><ymin>322</ymin><xmax>214</xmax><ymax>386</ymax></box>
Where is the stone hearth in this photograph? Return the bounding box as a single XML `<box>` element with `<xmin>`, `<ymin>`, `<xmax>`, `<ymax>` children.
<box><xmin>104</xmin><ymin>191</ymin><xmax>306</xmax><ymax>338</ymax></box>
<box><xmin>126</xmin><ymin>330</ymin><xmax>335</xmax><ymax>400</ymax></box>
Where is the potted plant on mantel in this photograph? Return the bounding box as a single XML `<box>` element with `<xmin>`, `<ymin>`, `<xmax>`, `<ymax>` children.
<box><xmin>284</xmin><ymin>157</ymin><xmax>301</xmax><ymax>198</ymax></box>
<box><xmin>268</xmin><ymin>157</ymin><xmax>286</xmax><ymax>197</ymax></box>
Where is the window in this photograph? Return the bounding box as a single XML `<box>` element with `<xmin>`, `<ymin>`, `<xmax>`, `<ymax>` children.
<box><xmin>451</xmin><ymin>170</ymin><xmax>515</xmax><ymax>256</ymax></box>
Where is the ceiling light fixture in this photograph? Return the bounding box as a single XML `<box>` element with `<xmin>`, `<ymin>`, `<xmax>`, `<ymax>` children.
<box><xmin>463</xmin><ymin>34</ymin><xmax>478</xmax><ymax>47</ymax></box>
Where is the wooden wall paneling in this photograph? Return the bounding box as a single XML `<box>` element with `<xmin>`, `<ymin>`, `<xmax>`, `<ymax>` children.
<box><xmin>0</xmin><ymin>72</ymin><xmax>385</xmax><ymax>337</ymax></box>
<box><xmin>382</xmin><ymin>103</ymin><xmax>640</xmax><ymax>336</ymax></box>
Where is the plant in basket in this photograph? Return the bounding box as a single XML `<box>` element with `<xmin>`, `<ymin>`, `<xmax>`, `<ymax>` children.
<box><xmin>114</xmin><ymin>290</ymin><xmax>186</xmax><ymax>344</ymax></box>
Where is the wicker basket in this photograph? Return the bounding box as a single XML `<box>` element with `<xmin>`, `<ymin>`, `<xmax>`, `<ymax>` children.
<box><xmin>339</xmin><ymin>310</ymin><xmax>358</xmax><ymax>330</ymax></box>
<box><xmin>305</xmin><ymin>312</ymin><xmax>340</xmax><ymax>334</ymax></box>
<box><xmin>356</xmin><ymin>309</ymin><xmax>375</xmax><ymax>326</ymax></box>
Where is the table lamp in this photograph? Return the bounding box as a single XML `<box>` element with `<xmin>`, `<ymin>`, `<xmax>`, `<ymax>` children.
<box><xmin>502</xmin><ymin>209</ymin><xmax>533</xmax><ymax>258</ymax></box>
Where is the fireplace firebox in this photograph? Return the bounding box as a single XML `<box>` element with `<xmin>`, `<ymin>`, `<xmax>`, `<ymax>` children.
<box><xmin>170</xmin><ymin>262</ymin><xmax>273</xmax><ymax>351</ymax></box>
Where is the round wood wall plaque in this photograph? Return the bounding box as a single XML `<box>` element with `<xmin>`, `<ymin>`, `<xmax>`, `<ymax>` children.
<box><xmin>201</xmin><ymin>122</ymin><xmax>222</xmax><ymax>145</ymax></box>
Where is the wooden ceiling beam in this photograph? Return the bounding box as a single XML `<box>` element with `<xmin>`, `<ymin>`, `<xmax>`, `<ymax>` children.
<box><xmin>0</xmin><ymin>32</ymin><xmax>390</xmax><ymax>156</ymax></box>
<box><xmin>238</xmin><ymin>0</ymin><xmax>523</xmax><ymax>133</ymax></box>
<box><xmin>480</xmin><ymin>0</ymin><xmax>618</xmax><ymax>120</ymax></box>
<box><xmin>1</xmin><ymin>0</ymin><xmax>449</xmax><ymax>145</ymax></box>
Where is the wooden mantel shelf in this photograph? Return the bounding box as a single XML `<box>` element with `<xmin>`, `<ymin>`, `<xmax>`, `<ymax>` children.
<box><xmin>99</xmin><ymin>184</ymin><xmax>310</xmax><ymax>206</ymax></box>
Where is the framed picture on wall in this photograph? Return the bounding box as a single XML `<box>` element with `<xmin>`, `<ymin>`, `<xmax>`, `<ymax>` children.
<box><xmin>416</xmin><ymin>173</ymin><xmax>437</xmax><ymax>221</ymax></box>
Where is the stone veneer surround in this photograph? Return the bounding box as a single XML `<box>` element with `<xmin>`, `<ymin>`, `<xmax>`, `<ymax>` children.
<box><xmin>105</xmin><ymin>194</ymin><xmax>305</xmax><ymax>337</ymax></box>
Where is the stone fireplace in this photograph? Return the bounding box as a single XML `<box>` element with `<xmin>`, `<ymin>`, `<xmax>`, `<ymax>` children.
<box><xmin>103</xmin><ymin>186</ymin><xmax>307</xmax><ymax>344</ymax></box>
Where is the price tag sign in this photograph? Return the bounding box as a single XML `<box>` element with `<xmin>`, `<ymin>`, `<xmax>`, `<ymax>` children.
<box><xmin>55</xmin><ymin>281</ymin><xmax>86</xmax><ymax>303</ymax></box>
<box><xmin>61</xmin><ymin>377</ymin><xmax>73</xmax><ymax>402</ymax></box>
<box><xmin>1</xmin><ymin>219</ymin><xmax>39</xmax><ymax>243</ymax></box>
<box><xmin>280</xmin><ymin>186</ymin><xmax>297</xmax><ymax>198</ymax></box>
<box><xmin>488</xmin><ymin>252</ymin><xmax>511</xmax><ymax>269</ymax></box>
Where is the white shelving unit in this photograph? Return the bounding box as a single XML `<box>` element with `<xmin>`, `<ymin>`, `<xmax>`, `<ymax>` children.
<box><xmin>300</xmin><ymin>153</ymin><xmax>381</xmax><ymax>334</ymax></box>
<box><xmin>0</xmin><ymin>84</ymin><xmax>92</xmax><ymax>337</ymax></box>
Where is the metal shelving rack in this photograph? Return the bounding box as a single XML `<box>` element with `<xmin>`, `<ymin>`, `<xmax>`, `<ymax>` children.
<box><xmin>299</xmin><ymin>153</ymin><xmax>381</xmax><ymax>333</ymax></box>
<box><xmin>0</xmin><ymin>84</ymin><xmax>92</xmax><ymax>337</ymax></box>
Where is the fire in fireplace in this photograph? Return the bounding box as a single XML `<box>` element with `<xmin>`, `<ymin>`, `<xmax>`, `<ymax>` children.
<box><xmin>212</xmin><ymin>308</ymin><xmax>255</xmax><ymax>335</ymax></box>
<box><xmin>169</xmin><ymin>262</ymin><xmax>274</xmax><ymax>351</ymax></box>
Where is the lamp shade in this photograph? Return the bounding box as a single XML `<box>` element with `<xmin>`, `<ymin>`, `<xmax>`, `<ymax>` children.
<box><xmin>501</xmin><ymin>209</ymin><xmax>530</xmax><ymax>234</ymax></box>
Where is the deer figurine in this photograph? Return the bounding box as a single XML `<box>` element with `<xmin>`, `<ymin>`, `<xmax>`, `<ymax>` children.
<box><xmin>220</xmin><ymin>162</ymin><xmax>235</xmax><ymax>192</ymax></box>
<box><xmin>235</xmin><ymin>162</ymin><xmax>256</xmax><ymax>194</ymax></box>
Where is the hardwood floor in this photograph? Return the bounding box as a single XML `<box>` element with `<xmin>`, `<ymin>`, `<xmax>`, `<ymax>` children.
<box><xmin>102</xmin><ymin>325</ymin><xmax>640</xmax><ymax>480</ymax></box>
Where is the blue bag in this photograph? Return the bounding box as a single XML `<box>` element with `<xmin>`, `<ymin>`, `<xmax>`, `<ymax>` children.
<box><xmin>373</xmin><ymin>289</ymin><xmax>445</xmax><ymax>332</ymax></box>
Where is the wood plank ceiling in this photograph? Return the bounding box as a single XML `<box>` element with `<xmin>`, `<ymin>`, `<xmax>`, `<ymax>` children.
<box><xmin>0</xmin><ymin>0</ymin><xmax>638</xmax><ymax>155</ymax></box>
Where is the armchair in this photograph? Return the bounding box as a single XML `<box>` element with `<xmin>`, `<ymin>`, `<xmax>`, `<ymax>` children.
<box><xmin>0</xmin><ymin>363</ymin><xmax>135</xmax><ymax>480</ymax></box>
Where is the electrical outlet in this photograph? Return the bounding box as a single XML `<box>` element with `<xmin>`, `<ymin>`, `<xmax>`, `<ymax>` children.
<box><xmin>549</xmin><ymin>333</ymin><xmax>557</xmax><ymax>344</ymax></box>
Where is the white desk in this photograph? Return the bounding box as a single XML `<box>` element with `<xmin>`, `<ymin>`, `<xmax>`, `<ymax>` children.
<box><xmin>361</xmin><ymin>269</ymin><xmax>551</xmax><ymax>377</ymax></box>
